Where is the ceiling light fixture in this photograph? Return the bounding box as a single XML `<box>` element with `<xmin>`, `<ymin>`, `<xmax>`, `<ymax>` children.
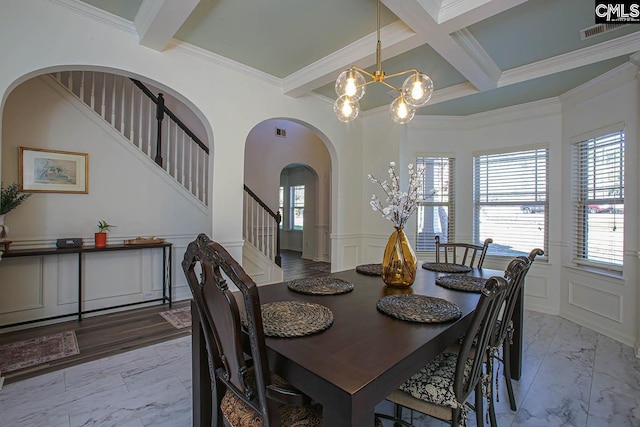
<box><xmin>334</xmin><ymin>0</ymin><xmax>433</xmax><ymax>124</ymax></box>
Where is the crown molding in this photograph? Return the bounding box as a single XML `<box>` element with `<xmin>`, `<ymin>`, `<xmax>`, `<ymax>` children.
<box><xmin>411</xmin><ymin>97</ymin><xmax>561</xmax><ymax>130</ymax></box>
<box><xmin>559</xmin><ymin>60</ymin><xmax>639</xmax><ymax>108</ymax></box>
<box><xmin>49</xmin><ymin>0</ymin><xmax>136</xmax><ymax>34</ymax></box>
<box><xmin>462</xmin><ymin>97</ymin><xmax>561</xmax><ymax>129</ymax></box>
<box><xmin>167</xmin><ymin>40</ymin><xmax>282</xmax><ymax>88</ymax></box>
<box><xmin>449</xmin><ymin>28</ymin><xmax>501</xmax><ymax>83</ymax></box>
<box><xmin>500</xmin><ymin>31</ymin><xmax>640</xmax><ymax>87</ymax></box>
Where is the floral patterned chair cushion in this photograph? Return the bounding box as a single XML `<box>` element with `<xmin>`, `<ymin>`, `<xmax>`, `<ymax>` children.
<box><xmin>398</xmin><ymin>352</ymin><xmax>472</xmax><ymax>410</ymax></box>
<box><xmin>221</xmin><ymin>391</ymin><xmax>323</xmax><ymax>427</ymax></box>
<box><xmin>220</xmin><ymin>373</ymin><xmax>323</xmax><ymax>427</ymax></box>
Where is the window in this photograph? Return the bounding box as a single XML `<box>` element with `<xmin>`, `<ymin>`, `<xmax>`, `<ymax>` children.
<box><xmin>290</xmin><ymin>185</ymin><xmax>305</xmax><ymax>230</ymax></box>
<box><xmin>473</xmin><ymin>147</ymin><xmax>548</xmax><ymax>256</ymax></box>
<box><xmin>574</xmin><ymin>130</ymin><xmax>624</xmax><ymax>268</ymax></box>
<box><xmin>415</xmin><ymin>156</ymin><xmax>455</xmax><ymax>252</ymax></box>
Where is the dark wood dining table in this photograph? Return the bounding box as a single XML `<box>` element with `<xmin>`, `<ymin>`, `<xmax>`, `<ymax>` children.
<box><xmin>191</xmin><ymin>265</ymin><xmax>518</xmax><ymax>427</ymax></box>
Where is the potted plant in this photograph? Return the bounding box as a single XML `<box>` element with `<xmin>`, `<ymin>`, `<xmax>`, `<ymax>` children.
<box><xmin>95</xmin><ymin>220</ymin><xmax>116</xmax><ymax>248</ymax></box>
<box><xmin>1</xmin><ymin>182</ymin><xmax>31</xmax><ymax>239</ymax></box>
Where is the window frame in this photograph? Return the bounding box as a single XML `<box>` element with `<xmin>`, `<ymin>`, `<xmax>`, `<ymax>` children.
<box><xmin>290</xmin><ymin>184</ymin><xmax>305</xmax><ymax>231</ymax></box>
<box><xmin>472</xmin><ymin>145</ymin><xmax>549</xmax><ymax>258</ymax></box>
<box><xmin>573</xmin><ymin>127</ymin><xmax>625</xmax><ymax>271</ymax></box>
<box><xmin>414</xmin><ymin>154</ymin><xmax>455</xmax><ymax>253</ymax></box>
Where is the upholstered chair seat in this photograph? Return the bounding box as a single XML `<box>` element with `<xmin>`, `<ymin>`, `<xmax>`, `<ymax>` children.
<box><xmin>388</xmin><ymin>351</ymin><xmax>475</xmax><ymax>424</ymax></box>
<box><xmin>221</xmin><ymin>389</ymin><xmax>323</xmax><ymax>427</ymax></box>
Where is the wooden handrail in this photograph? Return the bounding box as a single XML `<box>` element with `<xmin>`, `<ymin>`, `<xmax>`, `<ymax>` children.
<box><xmin>243</xmin><ymin>185</ymin><xmax>281</xmax><ymax>266</ymax></box>
<box><xmin>244</xmin><ymin>185</ymin><xmax>279</xmax><ymax>220</ymax></box>
<box><xmin>130</xmin><ymin>78</ymin><xmax>209</xmax><ymax>155</ymax></box>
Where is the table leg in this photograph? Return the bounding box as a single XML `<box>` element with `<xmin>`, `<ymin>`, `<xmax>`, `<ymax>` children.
<box><xmin>78</xmin><ymin>252</ymin><xmax>82</xmax><ymax>321</ymax></box>
<box><xmin>168</xmin><ymin>246</ymin><xmax>172</xmax><ymax>308</ymax></box>
<box><xmin>509</xmin><ymin>287</ymin><xmax>523</xmax><ymax>380</ymax></box>
<box><xmin>192</xmin><ymin>300</ymin><xmax>212</xmax><ymax>427</ymax></box>
<box><xmin>321</xmin><ymin>404</ymin><xmax>375</xmax><ymax>427</ymax></box>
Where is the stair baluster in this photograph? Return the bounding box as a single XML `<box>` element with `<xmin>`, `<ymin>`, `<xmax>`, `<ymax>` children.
<box><xmin>50</xmin><ymin>71</ymin><xmax>209</xmax><ymax>205</ymax></box>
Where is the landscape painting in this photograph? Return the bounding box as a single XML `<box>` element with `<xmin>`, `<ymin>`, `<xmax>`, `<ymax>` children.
<box><xmin>19</xmin><ymin>147</ymin><xmax>88</xmax><ymax>193</ymax></box>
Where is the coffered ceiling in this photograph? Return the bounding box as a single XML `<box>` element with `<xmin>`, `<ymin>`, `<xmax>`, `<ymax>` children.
<box><xmin>77</xmin><ymin>0</ymin><xmax>640</xmax><ymax>116</ymax></box>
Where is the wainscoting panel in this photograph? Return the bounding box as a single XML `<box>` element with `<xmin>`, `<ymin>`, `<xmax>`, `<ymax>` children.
<box><xmin>568</xmin><ymin>280</ymin><xmax>622</xmax><ymax>322</ymax></box>
<box><xmin>524</xmin><ymin>275</ymin><xmax>548</xmax><ymax>299</ymax></box>
<box><xmin>0</xmin><ymin>257</ymin><xmax>44</xmax><ymax>313</ymax></box>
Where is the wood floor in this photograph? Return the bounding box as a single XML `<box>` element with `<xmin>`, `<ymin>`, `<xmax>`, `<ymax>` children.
<box><xmin>0</xmin><ymin>250</ymin><xmax>327</xmax><ymax>385</ymax></box>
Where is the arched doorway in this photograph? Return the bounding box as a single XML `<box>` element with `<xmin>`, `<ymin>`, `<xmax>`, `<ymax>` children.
<box><xmin>279</xmin><ymin>163</ymin><xmax>321</xmax><ymax>260</ymax></box>
<box><xmin>244</xmin><ymin>118</ymin><xmax>332</xmax><ymax>267</ymax></box>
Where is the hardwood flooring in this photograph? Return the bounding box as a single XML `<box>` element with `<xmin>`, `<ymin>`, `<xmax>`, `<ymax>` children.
<box><xmin>0</xmin><ymin>250</ymin><xmax>327</xmax><ymax>385</ymax></box>
<box><xmin>280</xmin><ymin>249</ymin><xmax>331</xmax><ymax>280</ymax></box>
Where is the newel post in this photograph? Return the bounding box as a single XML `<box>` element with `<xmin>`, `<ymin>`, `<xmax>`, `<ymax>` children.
<box><xmin>155</xmin><ymin>93</ymin><xmax>165</xmax><ymax>166</ymax></box>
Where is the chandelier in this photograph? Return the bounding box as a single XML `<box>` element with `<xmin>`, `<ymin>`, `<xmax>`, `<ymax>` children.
<box><xmin>334</xmin><ymin>0</ymin><xmax>433</xmax><ymax>124</ymax></box>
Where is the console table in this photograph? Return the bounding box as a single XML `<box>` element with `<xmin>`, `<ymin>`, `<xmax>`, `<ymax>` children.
<box><xmin>0</xmin><ymin>242</ymin><xmax>172</xmax><ymax>329</ymax></box>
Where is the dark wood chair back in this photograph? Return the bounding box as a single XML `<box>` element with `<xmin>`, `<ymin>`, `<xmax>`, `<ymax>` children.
<box><xmin>435</xmin><ymin>236</ymin><xmax>492</xmax><ymax>268</ymax></box>
<box><xmin>492</xmin><ymin>248</ymin><xmax>544</xmax><ymax>352</ymax></box>
<box><xmin>182</xmin><ymin>234</ymin><xmax>281</xmax><ymax>426</ymax></box>
<box><xmin>453</xmin><ymin>275</ymin><xmax>509</xmax><ymax>420</ymax></box>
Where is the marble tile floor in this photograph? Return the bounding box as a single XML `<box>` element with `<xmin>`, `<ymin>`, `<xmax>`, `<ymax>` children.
<box><xmin>1</xmin><ymin>311</ymin><xmax>638</xmax><ymax>426</ymax></box>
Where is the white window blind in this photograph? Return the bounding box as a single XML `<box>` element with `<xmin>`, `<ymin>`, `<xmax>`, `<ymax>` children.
<box><xmin>415</xmin><ymin>156</ymin><xmax>455</xmax><ymax>252</ymax></box>
<box><xmin>573</xmin><ymin>130</ymin><xmax>624</xmax><ymax>268</ymax></box>
<box><xmin>473</xmin><ymin>148</ymin><xmax>548</xmax><ymax>256</ymax></box>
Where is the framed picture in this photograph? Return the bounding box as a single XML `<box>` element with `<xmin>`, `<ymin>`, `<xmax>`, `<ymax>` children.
<box><xmin>19</xmin><ymin>147</ymin><xmax>89</xmax><ymax>194</ymax></box>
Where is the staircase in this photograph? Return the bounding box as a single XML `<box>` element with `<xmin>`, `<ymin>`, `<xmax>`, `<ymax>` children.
<box><xmin>50</xmin><ymin>71</ymin><xmax>209</xmax><ymax>205</ymax></box>
<box><xmin>51</xmin><ymin>70</ymin><xmax>284</xmax><ymax>283</ymax></box>
<box><xmin>243</xmin><ymin>185</ymin><xmax>283</xmax><ymax>284</ymax></box>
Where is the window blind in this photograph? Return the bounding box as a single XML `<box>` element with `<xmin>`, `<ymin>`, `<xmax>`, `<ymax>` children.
<box><xmin>473</xmin><ymin>148</ymin><xmax>548</xmax><ymax>257</ymax></box>
<box><xmin>573</xmin><ymin>130</ymin><xmax>624</xmax><ymax>268</ymax></box>
<box><xmin>290</xmin><ymin>185</ymin><xmax>305</xmax><ymax>230</ymax></box>
<box><xmin>415</xmin><ymin>156</ymin><xmax>455</xmax><ymax>252</ymax></box>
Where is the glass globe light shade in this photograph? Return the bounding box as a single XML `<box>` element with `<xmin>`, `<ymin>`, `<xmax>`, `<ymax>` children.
<box><xmin>335</xmin><ymin>69</ymin><xmax>366</xmax><ymax>100</ymax></box>
<box><xmin>390</xmin><ymin>96</ymin><xmax>415</xmax><ymax>124</ymax></box>
<box><xmin>334</xmin><ymin>95</ymin><xmax>360</xmax><ymax>122</ymax></box>
<box><xmin>401</xmin><ymin>73</ymin><xmax>433</xmax><ymax>108</ymax></box>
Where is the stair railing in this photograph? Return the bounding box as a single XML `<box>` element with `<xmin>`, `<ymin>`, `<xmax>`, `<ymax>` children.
<box><xmin>243</xmin><ymin>185</ymin><xmax>281</xmax><ymax>266</ymax></box>
<box><xmin>51</xmin><ymin>71</ymin><xmax>209</xmax><ymax>205</ymax></box>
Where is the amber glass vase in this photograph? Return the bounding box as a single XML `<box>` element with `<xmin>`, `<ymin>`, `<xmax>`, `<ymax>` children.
<box><xmin>381</xmin><ymin>226</ymin><xmax>417</xmax><ymax>287</ymax></box>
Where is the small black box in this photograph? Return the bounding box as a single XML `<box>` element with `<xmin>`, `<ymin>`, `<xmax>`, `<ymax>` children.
<box><xmin>56</xmin><ymin>238</ymin><xmax>83</xmax><ymax>248</ymax></box>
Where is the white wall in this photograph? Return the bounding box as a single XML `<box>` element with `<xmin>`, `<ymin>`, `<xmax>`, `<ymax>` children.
<box><xmin>0</xmin><ymin>75</ymin><xmax>210</xmax><ymax>326</ymax></box>
<box><xmin>1</xmin><ymin>0</ymin><xmax>637</xmax><ymax>350</ymax></box>
<box><xmin>560</xmin><ymin>64</ymin><xmax>639</xmax><ymax>349</ymax></box>
<box><xmin>0</xmin><ymin>0</ymin><xmax>360</xmax><ymax>255</ymax></box>
<box><xmin>0</xmin><ymin>0</ymin><xmax>360</xmax><ymax>326</ymax></box>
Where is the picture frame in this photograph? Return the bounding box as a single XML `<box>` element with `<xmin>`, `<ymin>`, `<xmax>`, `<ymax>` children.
<box><xmin>19</xmin><ymin>147</ymin><xmax>89</xmax><ymax>194</ymax></box>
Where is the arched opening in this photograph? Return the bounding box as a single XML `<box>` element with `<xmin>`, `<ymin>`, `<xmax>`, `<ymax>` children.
<box><xmin>243</xmin><ymin>118</ymin><xmax>332</xmax><ymax>280</ymax></box>
<box><xmin>0</xmin><ymin>67</ymin><xmax>214</xmax><ymax>327</ymax></box>
<box><xmin>279</xmin><ymin>163</ymin><xmax>319</xmax><ymax>259</ymax></box>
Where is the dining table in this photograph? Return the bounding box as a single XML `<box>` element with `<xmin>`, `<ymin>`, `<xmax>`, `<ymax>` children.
<box><xmin>191</xmin><ymin>264</ymin><xmax>519</xmax><ymax>427</ymax></box>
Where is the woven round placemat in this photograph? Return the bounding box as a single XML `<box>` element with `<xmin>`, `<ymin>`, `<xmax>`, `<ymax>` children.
<box><xmin>421</xmin><ymin>262</ymin><xmax>472</xmax><ymax>273</ymax></box>
<box><xmin>287</xmin><ymin>277</ymin><xmax>354</xmax><ymax>295</ymax></box>
<box><xmin>376</xmin><ymin>294</ymin><xmax>462</xmax><ymax>323</ymax></box>
<box><xmin>242</xmin><ymin>301</ymin><xmax>334</xmax><ymax>338</ymax></box>
<box><xmin>356</xmin><ymin>263</ymin><xmax>382</xmax><ymax>276</ymax></box>
<box><xmin>435</xmin><ymin>275</ymin><xmax>487</xmax><ymax>293</ymax></box>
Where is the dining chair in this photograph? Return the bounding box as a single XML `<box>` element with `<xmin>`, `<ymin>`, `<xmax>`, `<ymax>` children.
<box><xmin>378</xmin><ymin>274</ymin><xmax>510</xmax><ymax>427</ymax></box>
<box><xmin>435</xmin><ymin>236</ymin><xmax>493</xmax><ymax>268</ymax></box>
<box><xmin>182</xmin><ymin>233</ymin><xmax>323</xmax><ymax>427</ymax></box>
<box><xmin>487</xmin><ymin>248</ymin><xmax>544</xmax><ymax>422</ymax></box>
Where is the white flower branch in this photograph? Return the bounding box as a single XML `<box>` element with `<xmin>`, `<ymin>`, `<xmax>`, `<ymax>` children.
<box><xmin>368</xmin><ymin>162</ymin><xmax>434</xmax><ymax>229</ymax></box>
